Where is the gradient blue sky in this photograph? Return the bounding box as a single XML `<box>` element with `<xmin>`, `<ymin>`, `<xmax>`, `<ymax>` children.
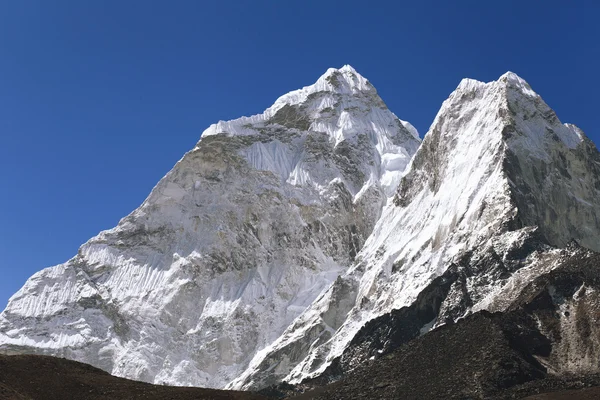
<box><xmin>0</xmin><ymin>1</ymin><xmax>598</xmax><ymax>308</ymax></box>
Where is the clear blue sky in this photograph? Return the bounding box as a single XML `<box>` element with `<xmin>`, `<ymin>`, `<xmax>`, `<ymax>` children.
<box><xmin>0</xmin><ymin>1</ymin><xmax>598</xmax><ymax>308</ymax></box>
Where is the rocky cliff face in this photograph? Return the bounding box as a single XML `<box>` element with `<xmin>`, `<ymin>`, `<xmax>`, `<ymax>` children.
<box><xmin>0</xmin><ymin>65</ymin><xmax>420</xmax><ymax>388</ymax></box>
<box><xmin>232</xmin><ymin>72</ymin><xmax>600</xmax><ymax>389</ymax></box>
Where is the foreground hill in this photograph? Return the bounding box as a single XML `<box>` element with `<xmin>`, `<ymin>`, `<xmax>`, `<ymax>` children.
<box><xmin>0</xmin><ymin>355</ymin><xmax>268</xmax><ymax>400</ymax></box>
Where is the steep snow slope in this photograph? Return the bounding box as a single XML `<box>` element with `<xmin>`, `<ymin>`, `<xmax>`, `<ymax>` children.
<box><xmin>0</xmin><ymin>66</ymin><xmax>420</xmax><ymax>388</ymax></box>
<box><xmin>232</xmin><ymin>72</ymin><xmax>600</xmax><ymax>389</ymax></box>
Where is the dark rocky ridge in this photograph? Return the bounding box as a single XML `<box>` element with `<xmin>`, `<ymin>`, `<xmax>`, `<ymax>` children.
<box><xmin>303</xmin><ymin>228</ymin><xmax>551</xmax><ymax>385</ymax></box>
<box><xmin>289</xmin><ymin>248</ymin><xmax>600</xmax><ymax>399</ymax></box>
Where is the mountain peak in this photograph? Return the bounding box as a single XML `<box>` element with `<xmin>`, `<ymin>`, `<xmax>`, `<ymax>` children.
<box><xmin>497</xmin><ymin>71</ymin><xmax>539</xmax><ymax>99</ymax></box>
<box><xmin>319</xmin><ymin>64</ymin><xmax>368</xmax><ymax>89</ymax></box>
<box><xmin>292</xmin><ymin>64</ymin><xmax>373</xmax><ymax>99</ymax></box>
<box><xmin>266</xmin><ymin>65</ymin><xmax>374</xmax><ymax>111</ymax></box>
<box><xmin>6</xmin><ymin>67</ymin><xmax>598</xmax><ymax>395</ymax></box>
<box><xmin>454</xmin><ymin>71</ymin><xmax>536</xmax><ymax>97</ymax></box>
<box><xmin>396</xmin><ymin>68</ymin><xmax>598</xmax><ymax>249</ymax></box>
<box><xmin>499</xmin><ymin>70</ymin><xmax>523</xmax><ymax>81</ymax></box>
<box><xmin>200</xmin><ymin>65</ymin><xmax>417</xmax><ymax>156</ymax></box>
<box><xmin>439</xmin><ymin>71</ymin><xmax>584</xmax><ymax>153</ymax></box>
<box><xmin>339</xmin><ymin>64</ymin><xmax>358</xmax><ymax>73</ymax></box>
<box><xmin>0</xmin><ymin>64</ymin><xmax>421</xmax><ymax>390</ymax></box>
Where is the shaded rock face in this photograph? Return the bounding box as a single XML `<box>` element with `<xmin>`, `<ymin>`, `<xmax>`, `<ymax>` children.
<box><xmin>0</xmin><ymin>65</ymin><xmax>419</xmax><ymax>389</ymax></box>
<box><xmin>320</xmin><ymin>245</ymin><xmax>600</xmax><ymax>383</ymax></box>
<box><xmin>510</xmin><ymin>250</ymin><xmax>600</xmax><ymax>376</ymax></box>
<box><xmin>499</xmin><ymin>78</ymin><xmax>600</xmax><ymax>251</ymax></box>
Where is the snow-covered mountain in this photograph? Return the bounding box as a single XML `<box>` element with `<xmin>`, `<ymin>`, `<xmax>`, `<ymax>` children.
<box><xmin>0</xmin><ymin>65</ymin><xmax>420</xmax><ymax>388</ymax></box>
<box><xmin>230</xmin><ymin>72</ymin><xmax>600</xmax><ymax>389</ymax></box>
<box><xmin>1</xmin><ymin>67</ymin><xmax>599</xmax><ymax>392</ymax></box>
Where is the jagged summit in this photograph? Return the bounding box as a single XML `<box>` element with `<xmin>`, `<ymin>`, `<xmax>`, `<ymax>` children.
<box><xmin>314</xmin><ymin>64</ymin><xmax>372</xmax><ymax>94</ymax></box>
<box><xmin>397</xmin><ymin>71</ymin><xmax>598</xmax><ymax>248</ymax></box>
<box><xmin>456</xmin><ymin>71</ymin><xmax>531</xmax><ymax>91</ymax></box>
<box><xmin>337</xmin><ymin>64</ymin><xmax>359</xmax><ymax>73</ymax></box>
<box><xmin>200</xmin><ymin>65</ymin><xmax>420</xmax><ymax>196</ymax></box>
<box><xmin>201</xmin><ymin>65</ymin><xmax>418</xmax><ymax>144</ymax></box>
<box><xmin>437</xmin><ymin>71</ymin><xmax>584</xmax><ymax>154</ymax></box>
<box><xmin>200</xmin><ymin>65</ymin><xmax>369</xmax><ymax>138</ymax></box>
<box><xmin>454</xmin><ymin>71</ymin><xmax>545</xmax><ymax>108</ymax></box>
<box><xmin>273</xmin><ymin>64</ymin><xmax>373</xmax><ymax>107</ymax></box>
